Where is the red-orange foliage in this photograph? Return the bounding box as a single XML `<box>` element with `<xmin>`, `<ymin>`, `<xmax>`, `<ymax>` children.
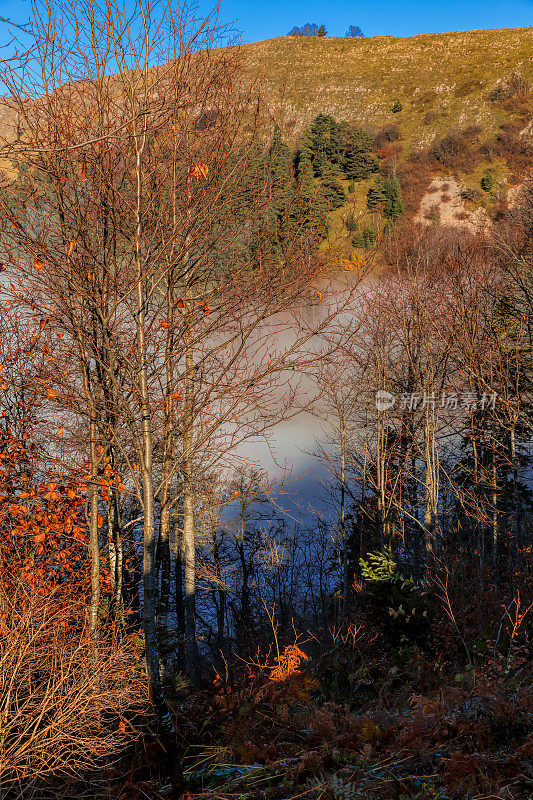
<box><xmin>0</xmin><ymin>417</ymin><xmax>92</xmax><ymax>599</ymax></box>
<box><xmin>270</xmin><ymin>644</ymin><xmax>309</xmax><ymax>682</ymax></box>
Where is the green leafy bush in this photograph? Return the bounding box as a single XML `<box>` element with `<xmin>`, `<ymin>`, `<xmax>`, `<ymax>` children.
<box><xmin>359</xmin><ymin>546</ymin><xmax>432</xmax><ymax>643</ymax></box>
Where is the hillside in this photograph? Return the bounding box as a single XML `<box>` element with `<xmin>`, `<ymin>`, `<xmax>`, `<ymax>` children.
<box><xmin>237</xmin><ymin>28</ymin><xmax>533</xmax><ymax>149</ymax></box>
<box><xmin>232</xmin><ymin>28</ymin><xmax>532</xmax><ymax>255</ymax></box>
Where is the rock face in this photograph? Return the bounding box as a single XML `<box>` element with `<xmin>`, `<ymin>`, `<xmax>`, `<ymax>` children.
<box><xmin>519</xmin><ymin>120</ymin><xmax>533</xmax><ymax>143</ymax></box>
<box><xmin>415</xmin><ymin>178</ymin><xmax>491</xmax><ymax>232</ymax></box>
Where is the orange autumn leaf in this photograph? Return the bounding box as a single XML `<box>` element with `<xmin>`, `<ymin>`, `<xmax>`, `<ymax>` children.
<box><xmin>67</xmin><ymin>241</ymin><xmax>77</xmax><ymax>257</ymax></box>
<box><xmin>188</xmin><ymin>160</ymin><xmax>209</xmax><ymax>181</ymax></box>
<box><xmin>57</xmin><ymin>427</ymin><xmax>64</xmax><ymax>436</ymax></box>
<box><xmin>315</xmin><ymin>290</ymin><xmax>323</xmax><ymax>301</ymax></box>
<box><xmin>34</xmin><ymin>257</ymin><xmax>44</xmax><ymax>270</ymax></box>
<box><xmin>171</xmin><ymin>392</ymin><xmax>182</xmax><ymax>402</ymax></box>
<box><xmin>342</xmin><ymin>260</ymin><xmax>354</xmax><ymax>271</ymax></box>
<box><xmin>195</xmin><ymin>300</ymin><xmax>209</xmax><ymax>314</ymax></box>
<box><xmin>47</xmin><ymin>388</ymin><xmax>58</xmax><ymax>399</ymax></box>
<box><xmin>67</xmin><ymin>489</ymin><xmax>76</xmax><ymax>499</ymax></box>
<box><xmin>160</xmin><ymin>320</ymin><xmax>170</xmax><ymax>329</ymax></box>
<box><xmin>176</xmin><ymin>298</ymin><xmax>185</xmax><ymax>309</ymax></box>
<box><xmin>97</xmin><ymin>514</ymin><xmax>104</xmax><ymax>527</ymax></box>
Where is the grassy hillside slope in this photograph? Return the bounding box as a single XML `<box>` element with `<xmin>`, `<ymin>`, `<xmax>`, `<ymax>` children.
<box><xmin>237</xmin><ymin>28</ymin><xmax>532</xmax><ymax>150</ymax></box>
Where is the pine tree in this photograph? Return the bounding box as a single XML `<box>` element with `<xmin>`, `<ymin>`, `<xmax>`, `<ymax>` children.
<box><xmin>317</xmin><ymin>24</ymin><xmax>327</xmax><ymax>36</ymax></box>
<box><xmin>481</xmin><ymin>170</ymin><xmax>494</xmax><ymax>192</ymax></box>
<box><xmin>319</xmin><ymin>164</ymin><xmax>346</xmax><ymax>210</ymax></box>
<box><xmin>300</xmin><ymin>114</ymin><xmax>343</xmax><ymax>176</ymax></box>
<box><xmin>268</xmin><ymin>125</ymin><xmax>293</xmax><ymax>216</ymax></box>
<box><xmin>367</xmin><ymin>179</ymin><xmax>386</xmax><ymax>210</ymax></box>
<box><xmin>343</xmin><ymin>127</ymin><xmax>379</xmax><ymax>181</ymax></box>
<box><xmin>382</xmin><ymin>176</ymin><xmax>404</xmax><ymax>220</ymax></box>
<box><xmin>345</xmin><ymin>150</ymin><xmax>379</xmax><ymax>181</ymax></box>
<box><xmin>345</xmin><ymin>212</ymin><xmax>358</xmax><ymax>232</ymax></box>
<box><xmin>291</xmin><ymin>159</ymin><xmax>328</xmax><ymax>240</ymax></box>
<box><xmin>352</xmin><ymin>224</ymin><xmax>377</xmax><ymax>249</ymax></box>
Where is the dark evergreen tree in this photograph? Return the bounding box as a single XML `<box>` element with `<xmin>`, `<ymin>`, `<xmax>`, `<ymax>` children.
<box><xmin>268</xmin><ymin>125</ymin><xmax>293</xmax><ymax>219</ymax></box>
<box><xmin>481</xmin><ymin>170</ymin><xmax>494</xmax><ymax>192</ymax></box>
<box><xmin>382</xmin><ymin>176</ymin><xmax>404</xmax><ymax>220</ymax></box>
<box><xmin>345</xmin><ymin>212</ymin><xmax>358</xmax><ymax>232</ymax></box>
<box><xmin>367</xmin><ymin>178</ymin><xmax>386</xmax><ymax>210</ymax></box>
<box><xmin>319</xmin><ymin>165</ymin><xmax>346</xmax><ymax>210</ymax></box>
<box><xmin>345</xmin><ymin>150</ymin><xmax>379</xmax><ymax>181</ymax></box>
<box><xmin>352</xmin><ymin>224</ymin><xmax>377</xmax><ymax>249</ymax></box>
<box><xmin>392</xmin><ymin>99</ymin><xmax>403</xmax><ymax>113</ymax></box>
<box><xmin>300</xmin><ymin>114</ymin><xmax>343</xmax><ymax>176</ymax></box>
<box><xmin>290</xmin><ymin>159</ymin><xmax>328</xmax><ymax>243</ymax></box>
<box><xmin>317</xmin><ymin>24</ymin><xmax>327</xmax><ymax>36</ymax></box>
<box><xmin>343</xmin><ymin>127</ymin><xmax>379</xmax><ymax>181</ymax></box>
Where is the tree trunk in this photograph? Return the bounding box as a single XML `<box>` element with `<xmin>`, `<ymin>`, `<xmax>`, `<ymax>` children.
<box><xmin>88</xmin><ymin>414</ymin><xmax>100</xmax><ymax>636</ymax></box>
<box><xmin>181</xmin><ymin>325</ymin><xmax>201</xmax><ymax>686</ymax></box>
<box><xmin>134</xmin><ymin>119</ymin><xmax>184</xmax><ymax>796</ymax></box>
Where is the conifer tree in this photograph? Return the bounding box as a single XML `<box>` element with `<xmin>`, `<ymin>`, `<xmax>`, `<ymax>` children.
<box><xmin>382</xmin><ymin>176</ymin><xmax>404</xmax><ymax>220</ymax></box>
<box><xmin>268</xmin><ymin>125</ymin><xmax>293</xmax><ymax>219</ymax></box>
<box><xmin>319</xmin><ymin>164</ymin><xmax>347</xmax><ymax>210</ymax></box>
<box><xmin>367</xmin><ymin>179</ymin><xmax>386</xmax><ymax>210</ymax></box>
<box><xmin>343</xmin><ymin>128</ymin><xmax>379</xmax><ymax>181</ymax></box>
<box><xmin>300</xmin><ymin>114</ymin><xmax>343</xmax><ymax>176</ymax></box>
<box><xmin>293</xmin><ymin>159</ymin><xmax>328</xmax><ymax>237</ymax></box>
<box><xmin>481</xmin><ymin>170</ymin><xmax>494</xmax><ymax>192</ymax></box>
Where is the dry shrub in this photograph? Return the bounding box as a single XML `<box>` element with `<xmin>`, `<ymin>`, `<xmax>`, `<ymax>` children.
<box><xmin>429</xmin><ymin>126</ymin><xmax>482</xmax><ymax>172</ymax></box>
<box><xmin>0</xmin><ymin>584</ymin><xmax>146</xmax><ymax>797</ymax></box>
<box><xmin>488</xmin><ymin>73</ymin><xmax>530</xmax><ymax>111</ymax></box>
<box><xmin>397</xmin><ymin>158</ymin><xmax>433</xmax><ymax>214</ymax></box>
<box><xmin>483</xmin><ymin>121</ymin><xmax>533</xmax><ymax>176</ymax></box>
<box><xmin>373</xmin><ymin>123</ymin><xmax>400</xmax><ymax>149</ymax></box>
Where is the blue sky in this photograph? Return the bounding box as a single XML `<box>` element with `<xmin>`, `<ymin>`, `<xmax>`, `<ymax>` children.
<box><xmin>0</xmin><ymin>0</ymin><xmax>530</xmax><ymax>44</ymax></box>
<box><xmin>213</xmin><ymin>0</ymin><xmax>532</xmax><ymax>42</ymax></box>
